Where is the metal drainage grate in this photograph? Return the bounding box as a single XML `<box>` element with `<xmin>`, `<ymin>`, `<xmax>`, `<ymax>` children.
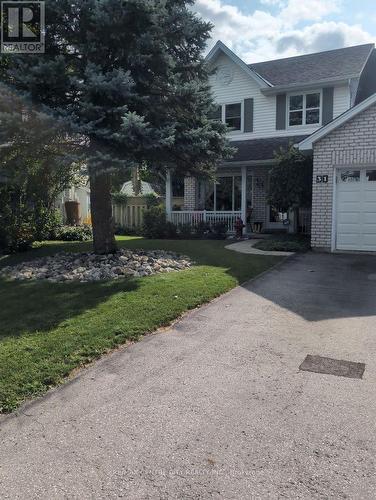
<box><xmin>299</xmin><ymin>355</ymin><xmax>365</xmax><ymax>379</ymax></box>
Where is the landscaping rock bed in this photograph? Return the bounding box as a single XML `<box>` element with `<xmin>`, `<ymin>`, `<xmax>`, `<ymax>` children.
<box><xmin>0</xmin><ymin>249</ymin><xmax>193</xmax><ymax>282</ymax></box>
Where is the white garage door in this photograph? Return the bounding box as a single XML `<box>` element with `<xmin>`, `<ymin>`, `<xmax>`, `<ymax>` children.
<box><xmin>336</xmin><ymin>168</ymin><xmax>376</xmax><ymax>251</ymax></box>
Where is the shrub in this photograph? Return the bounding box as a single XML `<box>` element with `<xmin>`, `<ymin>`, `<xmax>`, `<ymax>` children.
<box><xmin>112</xmin><ymin>192</ymin><xmax>128</xmax><ymax>204</ymax></box>
<box><xmin>35</xmin><ymin>208</ymin><xmax>63</xmax><ymax>241</ymax></box>
<box><xmin>114</xmin><ymin>224</ymin><xmax>142</xmax><ymax>236</ymax></box>
<box><xmin>208</xmin><ymin>221</ymin><xmax>227</xmax><ymax>240</ymax></box>
<box><xmin>55</xmin><ymin>224</ymin><xmax>92</xmax><ymax>241</ymax></box>
<box><xmin>142</xmin><ymin>206</ymin><xmax>168</xmax><ymax>238</ymax></box>
<box><xmin>178</xmin><ymin>223</ymin><xmax>194</xmax><ymax>239</ymax></box>
<box><xmin>144</xmin><ymin>193</ymin><xmax>160</xmax><ymax>208</ymax></box>
<box><xmin>164</xmin><ymin>221</ymin><xmax>178</xmax><ymax>238</ymax></box>
<box><xmin>0</xmin><ymin>217</ymin><xmax>35</xmax><ymax>253</ymax></box>
<box><xmin>195</xmin><ymin>221</ymin><xmax>211</xmax><ymax>238</ymax></box>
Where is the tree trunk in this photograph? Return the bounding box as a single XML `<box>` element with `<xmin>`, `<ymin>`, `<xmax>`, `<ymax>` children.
<box><xmin>89</xmin><ymin>169</ymin><xmax>117</xmax><ymax>254</ymax></box>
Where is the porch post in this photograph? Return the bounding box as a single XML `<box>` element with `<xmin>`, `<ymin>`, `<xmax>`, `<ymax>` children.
<box><xmin>165</xmin><ymin>169</ymin><xmax>172</xmax><ymax>221</ymax></box>
<box><xmin>241</xmin><ymin>166</ymin><xmax>247</xmax><ymax>232</ymax></box>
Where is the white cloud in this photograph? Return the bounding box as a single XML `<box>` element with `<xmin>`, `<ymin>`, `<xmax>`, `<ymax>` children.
<box><xmin>279</xmin><ymin>0</ymin><xmax>342</xmax><ymax>24</ymax></box>
<box><xmin>276</xmin><ymin>22</ymin><xmax>372</xmax><ymax>54</ymax></box>
<box><xmin>194</xmin><ymin>0</ymin><xmax>374</xmax><ymax>62</ymax></box>
<box><xmin>259</xmin><ymin>0</ymin><xmax>284</xmax><ymax>5</ymax></box>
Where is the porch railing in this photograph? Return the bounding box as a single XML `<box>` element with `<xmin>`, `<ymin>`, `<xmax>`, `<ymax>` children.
<box><xmin>170</xmin><ymin>211</ymin><xmax>242</xmax><ymax>233</ymax></box>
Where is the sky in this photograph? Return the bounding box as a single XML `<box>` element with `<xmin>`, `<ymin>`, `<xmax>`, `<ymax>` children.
<box><xmin>193</xmin><ymin>0</ymin><xmax>376</xmax><ymax>63</ymax></box>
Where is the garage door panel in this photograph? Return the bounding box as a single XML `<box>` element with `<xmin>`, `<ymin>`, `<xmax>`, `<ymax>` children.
<box><xmin>337</xmin><ymin>224</ymin><xmax>361</xmax><ymax>234</ymax></box>
<box><xmin>337</xmin><ymin>191</ymin><xmax>361</xmax><ymax>203</ymax></box>
<box><xmin>336</xmin><ymin>168</ymin><xmax>376</xmax><ymax>252</ymax></box>
<box><xmin>337</xmin><ymin>234</ymin><xmax>361</xmax><ymax>247</ymax></box>
<box><xmin>363</xmin><ymin>236</ymin><xmax>376</xmax><ymax>248</ymax></box>
<box><xmin>363</xmin><ymin>213</ymin><xmax>376</xmax><ymax>225</ymax></box>
<box><xmin>364</xmin><ymin>191</ymin><xmax>376</xmax><ymax>202</ymax></box>
<box><xmin>337</xmin><ymin>212</ymin><xmax>360</xmax><ymax>224</ymax></box>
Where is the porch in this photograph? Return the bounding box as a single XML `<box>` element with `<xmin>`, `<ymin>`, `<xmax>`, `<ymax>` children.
<box><xmin>165</xmin><ymin>166</ymin><xmax>290</xmax><ymax>234</ymax></box>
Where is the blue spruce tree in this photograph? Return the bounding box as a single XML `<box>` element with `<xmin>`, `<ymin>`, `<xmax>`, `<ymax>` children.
<box><xmin>1</xmin><ymin>0</ymin><xmax>231</xmax><ymax>253</ymax></box>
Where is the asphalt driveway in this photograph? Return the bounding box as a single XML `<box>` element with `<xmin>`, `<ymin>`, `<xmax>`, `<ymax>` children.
<box><xmin>1</xmin><ymin>252</ymin><xmax>376</xmax><ymax>499</ymax></box>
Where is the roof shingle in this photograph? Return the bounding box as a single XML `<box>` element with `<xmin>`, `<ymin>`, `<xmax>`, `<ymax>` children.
<box><xmin>228</xmin><ymin>136</ymin><xmax>310</xmax><ymax>162</ymax></box>
<box><xmin>249</xmin><ymin>44</ymin><xmax>374</xmax><ymax>87</ymax></box>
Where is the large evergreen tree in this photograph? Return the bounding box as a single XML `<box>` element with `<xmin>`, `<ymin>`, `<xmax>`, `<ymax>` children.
<box><xmin>1</xmin><ymin>0</ymin><xmax>230</xmax><ymax>253</ymax></box>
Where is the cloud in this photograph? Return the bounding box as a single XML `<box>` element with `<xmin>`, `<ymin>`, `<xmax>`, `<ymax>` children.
<box><xmin>276</xmin><ymin>22</ymin><xmax>372</xmax><ymax>54</ymax></box>
<box><xmin>259</xmin><ymin>0</ymin><xmax>284</xmax><ymax>5</ymax></box>
<box><xmin>279</xmin><ymin>0</ymin><xmax>342</xmax><ymax>24</ymax></box>
<box><xmin>194</xmin><ymin>0</ymin><xmax>374</xmax><ymax>62</ymax></box>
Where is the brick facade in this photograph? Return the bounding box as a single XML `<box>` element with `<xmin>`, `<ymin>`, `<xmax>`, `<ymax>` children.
<box><xmin>312</xmin><ymin>103</ymin><xmax>376</xmax><ymax>250</ymax></box>
<box><xmin>250</xmin><ymin>167</ymin><xmax>268</xmax><ymax>224</ymax></box>
<box><xmin>183</xmin><ymin>177</ymin><xmax>198</xmax><ymax>210</ymax></box>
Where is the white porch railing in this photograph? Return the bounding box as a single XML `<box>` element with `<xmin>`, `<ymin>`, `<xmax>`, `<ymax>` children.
<box><xmin>170</xmin><ymin>211</ymin><xmax>242</xmax><ymax>233</ymax></box>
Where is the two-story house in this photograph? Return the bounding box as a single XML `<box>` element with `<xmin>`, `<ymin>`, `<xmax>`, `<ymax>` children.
<box><xmin>165</xmin><ymin>41</ymin><xmax>376</xmax><ymax>240</ymax></box>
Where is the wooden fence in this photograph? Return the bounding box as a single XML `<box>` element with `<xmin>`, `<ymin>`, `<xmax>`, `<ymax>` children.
<box><xmin>112</xmin><ymin>202</ymin><xmax>147</xmax><ymax>229</ymax></box>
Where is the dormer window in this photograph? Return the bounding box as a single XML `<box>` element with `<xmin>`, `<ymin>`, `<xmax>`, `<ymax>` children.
<box><xmin>225</xmin><ymin>103</ymin><xmax>241</xmax><ymax>130</ymax></box>
<box><xmin>288</xmin><ymin>92</ymin><xmax>321</xmax><ymax>126</ymax></box>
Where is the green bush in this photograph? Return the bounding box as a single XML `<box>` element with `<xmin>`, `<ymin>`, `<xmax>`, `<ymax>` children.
<box><xmin>35</xmin><ymin>208</ymin><xmax>63</xmax><ymax>240</ymax></box>
<box><xmin>55</xmin><ymin>224</ymin><xmax>92</xmax><ymax>241</ymax></box>
<box><xmin>208</xmin><ymin>221</ymin><xmax>227</xmax><ymax>240</ymax></box>
<box><xmin>142</xmin><ymin>206</ymin><xmax>168</xmax><ymax>238</ymax></box>
<box><xmin>195</xmin><ymin>221</ymin><xmax>211</xmax><ymax>238</ymax></box>
<box><xmin>144</xmin><ymin>193</ymin><xmax>160</xmax><ymax>208</ymax></box>
<box><xmin>112</xmin><ymin>192</ymin><xmax>128</xmax><ymax>204</ymax></box>
<box><xmin>0</xmin><ymin>218</ymin><xmax>35</xmax><ymax>253</ymax></box>
<box><xmin>164</xmin><ymin>221</ymin><xmax>178</xmax><ymax>238</ymax></box>
<box><xmin>178</xmin><ymin>223</ymin><xmax>194</xmax><ymax>239</ymax></box>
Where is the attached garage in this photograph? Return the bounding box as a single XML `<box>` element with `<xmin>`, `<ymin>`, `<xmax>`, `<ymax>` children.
<box><xmin>299</xmin><ymin>93</ymin><xmax>376</xmax><ymax>252</ymax></box>
<box><xmin>336</xmin><ymin>168</ymin><xmax>376</xmax><ymax>251</ymax></box>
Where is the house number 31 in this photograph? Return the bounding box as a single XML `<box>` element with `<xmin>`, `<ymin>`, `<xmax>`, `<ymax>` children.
<box><xmin>316</xmin><ymin>175</ymin><xmax>329</xmax><ymax>183</ymax></box>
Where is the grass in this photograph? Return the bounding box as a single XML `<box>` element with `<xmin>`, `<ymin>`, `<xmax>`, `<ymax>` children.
<box><xmin>253</xmin><ymin>234</ymin><xmax>311</xmax><ymax>252</ymax></box>
<box><xmin>0</xmin><ymin>237</ymin><xmax>281</xmax><ymax>413</ymax></box>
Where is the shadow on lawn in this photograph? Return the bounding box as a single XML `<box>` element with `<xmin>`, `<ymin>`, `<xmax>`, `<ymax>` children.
<box><xmin>0</xmin><ymin>237</ymin><xmax>279</xmax><ymax>340</ymax></box>
<box><xmin>0</xmin><ymin>277</ymin><xmax>139</xmax><ymax>339</ymax></box>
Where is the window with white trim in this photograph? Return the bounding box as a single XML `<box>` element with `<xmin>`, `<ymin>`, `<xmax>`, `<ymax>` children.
<box><xmin>209</xmin><ymin>102</ymin><xmax>243</xmax><ymax>131</ymax></box>
<box><xmin>288</xmin><ymin>92</ymin><xmax>321</xmax><ymax>127</ymax></box>
<box><xmin>225</xmin><ymin>103</ymin><xmax>241</xmax><ymax>130</ymax></box>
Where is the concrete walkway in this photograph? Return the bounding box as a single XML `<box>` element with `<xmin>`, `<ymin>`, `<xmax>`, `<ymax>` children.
<box><xmin>225</xmin><ymin>238</ymin><xmax>294</xmax><ymax>256</ymax></box>
<box><xmin>1</xmin><ymin>252</ymin><xmax>376</xmax><ymax>499</ymax></box>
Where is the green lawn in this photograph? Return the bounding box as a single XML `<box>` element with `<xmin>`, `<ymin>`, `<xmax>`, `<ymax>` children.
<box><xmin>0</xmin><ymin>237</ymin><xmax>281</xmax><ymax>413</ymax></box>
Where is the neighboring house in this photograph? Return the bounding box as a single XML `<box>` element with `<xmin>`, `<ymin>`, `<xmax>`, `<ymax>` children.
<box><xmin>55</xmin><ymin>183</ymin><xmax>91</xmax><ymax>224</ymax></box>
<box><xmin>114</xmin><ymin>179</ymin><xmax>159</xmax><ymax>229</ymax></box>
<box><xmin>299</xmin><ymin>93</ymin><xmax>376</xmax><ymax>252</ymax></box>
<box><xmin>165</xmin><ymin>41</ymin><xmax>376</xmax><ymax>235</ymax></box>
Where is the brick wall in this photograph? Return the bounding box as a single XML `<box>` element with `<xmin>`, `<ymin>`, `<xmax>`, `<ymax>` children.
<box><xmin>251</xmin><ymin>167</ymin><xmax>268</xmax><ymax>223</ymax></box>
<box><xmin>183</xmin><ymin>177</ymin><xmax>198</xmax><ymax>210</ymax></box>
<box><xmin>312</xmin><ymin>102</ymin><xmax>376</xmax><ymax>250</ymax></box>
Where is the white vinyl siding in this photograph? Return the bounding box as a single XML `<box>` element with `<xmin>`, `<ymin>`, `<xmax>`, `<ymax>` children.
<box><xmin>209</xmin><ymin>52</ymin><xmax>352</xmax><ymax>141</ymax></box>
<box><xmin>333</xmin><ymin>84</ymin><xmax>351</xmax><ymax>118</ymax></box>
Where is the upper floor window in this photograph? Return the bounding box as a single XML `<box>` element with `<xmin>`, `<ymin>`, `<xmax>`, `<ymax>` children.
<box><xmin>225</xmin><ymin>103</ymin><xmax>241</xmax><ymax>130</ymax></box>
<box><xmin>288</xmin><ymin>92</ymin><xmax>321</xmax><ymax>127</ymax></box>
<box><xmin>210</xmin><ymin>105</ymin><xmax>222</xmax><ymax>121</ymax></box>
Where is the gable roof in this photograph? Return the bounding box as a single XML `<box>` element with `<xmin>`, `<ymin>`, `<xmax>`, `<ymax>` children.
<box><xmin>298</xmin><ymin>92</ymin><xmax>376</xmax><ymax>151</ymax></box>
<box><xmin>249</xmin><ymin>44</ymin><xmax>374</xmax><ymax>87</ymax></box>
<box><xmin>120</xmin><ymin>180</ymin><xmax>158</xmax><ymax>197</ymax></box>
<box><xmin>206</xmin><ymin>41</ymin><xmax>271</xmax><ymax>88</ymax></box>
